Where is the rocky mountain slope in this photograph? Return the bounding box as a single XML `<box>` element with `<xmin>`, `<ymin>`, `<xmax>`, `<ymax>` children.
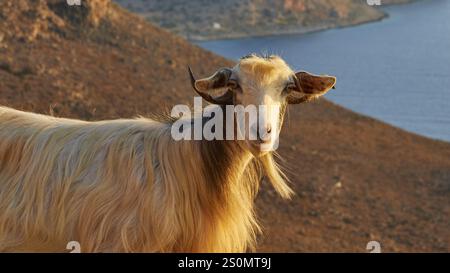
<box><xmin>114</xmin><ymin>0</ymin><xmax>418</xmax><ymax>40</ymax></box>
<box><xmin>0</xmin><ymin>0</ymin><xmax>448</xmax><ymax>252</ymax></box>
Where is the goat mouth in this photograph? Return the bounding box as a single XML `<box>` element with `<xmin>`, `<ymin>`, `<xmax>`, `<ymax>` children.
<box><xmin>247</xmin><ymin>142</ymin><xmax>271</xmax><ymax>157</ymax></box>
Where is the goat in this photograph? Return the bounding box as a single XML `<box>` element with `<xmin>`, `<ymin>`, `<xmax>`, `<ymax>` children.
<box><xmin>0</xmin><ymin>54</ymin><xmax>336</xmax><ymax>252</ymax></box>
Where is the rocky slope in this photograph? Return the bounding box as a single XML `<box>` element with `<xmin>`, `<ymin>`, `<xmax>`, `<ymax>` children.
<box><xmin>0</xmin><ymin>0</ymin><xmax>448</xmax><ymax>252</ymax></box>
<box><xmin>114</xmin><ymin>0</ymin><xmax>418</xmax><ymax>40</ymax></box>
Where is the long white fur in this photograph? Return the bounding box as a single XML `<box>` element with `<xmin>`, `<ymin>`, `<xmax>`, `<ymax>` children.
<box><xmin>0</xmin><ymin>104</ymin><xmax>291</xmax><ymax>252</ymax></box>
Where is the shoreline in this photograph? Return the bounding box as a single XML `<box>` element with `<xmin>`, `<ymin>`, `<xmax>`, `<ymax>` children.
<box><xmin>189</xmin><ymin>0</ymin><xmax>422</xmax><ymax>42</ymax></box>
<box><xmin>189</xmin><ymin>13</ymin><xmax>388</xmax><ymax>42</ymax></box>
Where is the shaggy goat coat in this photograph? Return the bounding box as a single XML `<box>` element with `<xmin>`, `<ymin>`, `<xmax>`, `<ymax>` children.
<box><xmin>0</xmin><ymin>106</ymin><xmax>291</xmax><ymax>252</ymax></box>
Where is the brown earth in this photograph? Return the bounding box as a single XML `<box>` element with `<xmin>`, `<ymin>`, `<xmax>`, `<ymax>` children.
<box><xmin>0</xmin><ymin>0</ymin><xmax>448</xmax><ymax>252</ymax></box>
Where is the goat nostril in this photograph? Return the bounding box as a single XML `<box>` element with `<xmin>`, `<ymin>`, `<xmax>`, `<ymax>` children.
<box><xmin>267</xmin><ymin>126</ymin><xmax>272</xmax><ymax>134</ymax></box>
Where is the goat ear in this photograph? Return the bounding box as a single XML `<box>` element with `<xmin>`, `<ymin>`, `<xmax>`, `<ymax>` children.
<box><xmin>288</xmin><ymin>71</ymin><xmax>336</xmax><ymax>104</ymax></box>
<box><xmin>188</xmin><ymin>66</ymin><xmax>234</xmax><ymax>105</ymax></box>
<box><xmin>295</xmin><ymin>71</ymin><xmax>336</xmax><ymax>94</ymax></box>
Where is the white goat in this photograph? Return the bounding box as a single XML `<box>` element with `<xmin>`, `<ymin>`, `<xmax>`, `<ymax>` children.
<box><xmin>0</xmin><ymin>54</ymin><xmax>335</xmax><ymax>252</ymax></box>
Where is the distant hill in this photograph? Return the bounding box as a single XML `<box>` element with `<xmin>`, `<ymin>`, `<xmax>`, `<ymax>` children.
<box><xmin>114</xmin><ymin>0</ymin><xmax>417</xmax><ymax>40</ymax></box>
<box><xmin>0</xmin><ymin>0</ymin><xmax>448</xmax><ymax>252</ymax></box>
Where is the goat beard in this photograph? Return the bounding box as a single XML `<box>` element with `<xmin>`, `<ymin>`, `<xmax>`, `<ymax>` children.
<box><xmin>257</xmin><ymin>153</ymin><xmax>294</xmax><ymax>199</ymax></box>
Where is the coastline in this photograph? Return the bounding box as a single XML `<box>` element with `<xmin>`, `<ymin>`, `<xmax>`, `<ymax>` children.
<box><xmin>187</xmin><ymin>0</ymin><xmax>422</xmax><ymax>42</ymax></box>
<box><xmin>189</xmin><ymin>13</ymin><xmax>389</xmax><ymax>42</ymax></box>
<box><xmin>114</xmin><ymin>0</ymin><xmax>421</xmax><ymax>43</ymax></box>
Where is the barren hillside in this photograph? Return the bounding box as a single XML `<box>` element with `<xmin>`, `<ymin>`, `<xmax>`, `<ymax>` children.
<box><xmin>0</xmin><ymin>0</ymin><xmax>448</xmax><ymax>252</ymax></box>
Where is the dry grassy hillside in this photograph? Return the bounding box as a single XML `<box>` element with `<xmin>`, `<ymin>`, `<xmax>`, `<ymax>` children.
<box><xmin>0</xmin><ymin>0</ymin><xmax>448</xmax><ymax>252</ymax></box>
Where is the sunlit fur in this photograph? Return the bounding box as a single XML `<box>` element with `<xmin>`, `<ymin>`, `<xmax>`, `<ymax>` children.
<box><xmin>0</xmin><ymin>103</ymin><xmax>292</xmax><ymax>252</ymax></box>
<box><xmin>238</xmin><ymin>54</ymin><xmax>294</xmax><ymax>86</ymax></box>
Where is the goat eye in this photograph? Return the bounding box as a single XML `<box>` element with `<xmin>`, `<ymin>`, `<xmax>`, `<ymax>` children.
<box><xmin>228</xmin><ymin>80</ymin><xmax>239</xmax><ymax>89</ymax></box>
<box><xmin>283</xmin><ymin>83</ymin><xmax>296</xmax><ymax>94</ymax></box>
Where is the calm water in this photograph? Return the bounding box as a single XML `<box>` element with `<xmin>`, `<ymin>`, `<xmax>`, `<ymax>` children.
<box><xmin>197</xmin><ymin>0</ymin><xmax>450</xmax><ymax>142</ymax></box>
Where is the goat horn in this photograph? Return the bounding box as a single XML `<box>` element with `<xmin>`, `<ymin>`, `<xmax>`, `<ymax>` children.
<box><xmin>188</xmin><ymin>66</ymin><xmax>200</xmax><ymax>93</ymax></box>
<box><xmin>188</xmin><ymin>66</ymin><xmax>234</xmax><ymax>105</ymax></box>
